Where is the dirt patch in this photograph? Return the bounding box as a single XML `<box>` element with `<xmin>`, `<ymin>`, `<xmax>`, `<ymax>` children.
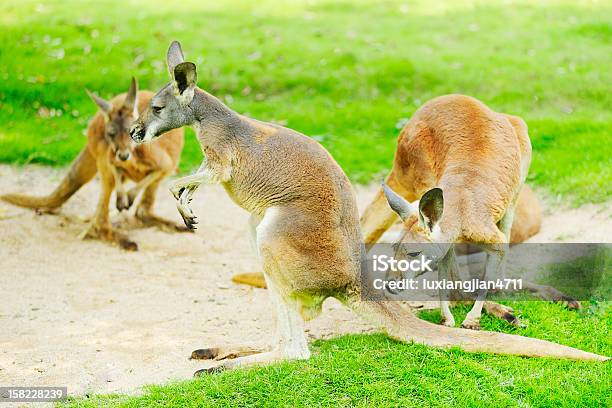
<box><xmin>0</xmin><ymin>165</ymin><xmax>610</xmax><ymax>396</ymax></box>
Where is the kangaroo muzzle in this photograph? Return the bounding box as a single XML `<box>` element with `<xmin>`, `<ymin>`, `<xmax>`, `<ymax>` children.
<box><xmin>116</xmin><ymin>150</ymin><xmax>131</xmax><ymax>161</ymax></box>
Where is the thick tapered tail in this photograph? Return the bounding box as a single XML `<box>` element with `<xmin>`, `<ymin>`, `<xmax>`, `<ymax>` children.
<box><xmin>361</xmin><ymin>183</ymin><xmax>403</xmax><ymax>251</ymax></box>
<box><xmin>1</xmin><ymin>147</ymin><xmax>97</xmax><ymax>210</ymax></box>
<box><xmin>347</xmin><ymin>297</ymin><xmax>608</xmax><ymax>361</ymax></box>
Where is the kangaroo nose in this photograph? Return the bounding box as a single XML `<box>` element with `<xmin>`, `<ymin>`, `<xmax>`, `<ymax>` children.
<box><xmin>117</xmin><ymin>151</ymin><xmax>131</xmax><ymax>161</ymax></box>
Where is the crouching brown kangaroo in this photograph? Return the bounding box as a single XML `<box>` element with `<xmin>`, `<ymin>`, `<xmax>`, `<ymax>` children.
<box><xmin>130</xmin><ymin>41</ymin><xmax>607</xmax><ymax>374</ymax></box>
<box><xmin>367</xmin><ymin>95</ymin><xmax>577</xmax><ymax>329</ymax></box>
<box><xmin>1</xmin><ymin>78</ymin><xmax>186</xmax><ymax>250</ymax></box>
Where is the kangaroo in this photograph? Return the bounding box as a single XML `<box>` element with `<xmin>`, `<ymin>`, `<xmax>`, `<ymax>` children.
<box><xmin>130</xmin><ymin>42</ymin><xmax>607</xmax><ymax>375</ymax></box>
<box><xmin>374</xmin><ymin>94</ymin><xmax>564</xmax><ymax>330</ymax></box>
<box><xmin>1</xmin><ymin>78</ymin><xmax>186</xmax><ymax>250</ymax></box>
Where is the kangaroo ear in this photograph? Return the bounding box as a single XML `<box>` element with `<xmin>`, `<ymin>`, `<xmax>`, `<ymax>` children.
<box><xmin>173</xmin><ymin>62</ymin><xmax>197</xmax><ymax>99</ymax></box>
<box><xmin>86</xmin><ymin>89</ymin><xmax>112</xmax><ymax>115</ymax></box>
<box><xmin>382</xmin><ymin>182</ymin><xmax>416</xmax><ymax>221</ymax></box>
<box><xmin>167</xmin><ymin>40</ymin><xmax>185</xmax><ymax>76</ymax></box>
<box><xmin>418</xmin><ymin>188</ymin><xmax>444</xmax><ymax>231</ymax></box>
<box><xmin>123</xmin><ymin>77</ymin><xmax>138</xmax><ymax>112</ymax></box>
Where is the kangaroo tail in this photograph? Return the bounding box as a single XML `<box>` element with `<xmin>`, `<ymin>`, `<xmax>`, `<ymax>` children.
<box><xmin>231</xmin><ymin>272</ymin><xmax>268</xmax><ymax>288</ymax></box>
<box><xmin>1</xmin><ymin>147</ymin><xmax>97</xmax><ymax>210</ymax></box>
<box><xmin>346</xmin><ymin>297</ymin><xmax>608</xmax><ymax>361</ymax></box>
<box><xmin>360</xmin><ymin>183</ymin><xmax>401</xmax><ymax>251</ymax></box>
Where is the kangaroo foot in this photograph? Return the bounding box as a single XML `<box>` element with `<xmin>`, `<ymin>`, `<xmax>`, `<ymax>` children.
<box><xmin>136</xmin><ymin>210</ymin><xmax>192</xmax><ymax>233</ymax></box>
<box><xmin>440</xmin><ymin>316</ymin><xmax>455</xmax><ymax>327</ymax></box>
<box><xmin>35</xmin><ymin>207</ymin><xmax>61</xmax><ymax>215</ymax></box>
<box><xmin>521</xmin><ymin>281</ymin><xmax>581</xmax><ymax>310</ymax></box>
<box><xmin>193</xmin><ymin>349</ymin><xmax>305</xmax><ymax>377</ymax></box>
<box><xmin>194</xmin><ymin>366</ymin><xmax>226</xmax><ymax>377</ymax></box>
<box><xmin>542</xmin><ymin>290</ymin><xmax>581</xmax><ymax>310</ymax></box>
<box><xmin>190</xmin><ymin>345</ymin><xmax>269</xmax><ymax>361</ymax></box>
<box><xmin>460</xmin><ymin>317</ymin><xmax>481</xmax><ymax>330</ymax></box>
<box><xmin>484</xmin><ymin>301</ymin><xmax>524</xmax><ymax>328</ymax></box>
<box><xmin>80</xmin><ymin>223</ymin><xmax>138</xmax><ymax>251</ymax></box>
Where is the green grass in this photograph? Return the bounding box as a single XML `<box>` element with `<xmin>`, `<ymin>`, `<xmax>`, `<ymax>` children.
<box><xmin>61</xmin><ymin>302</ymin><xmax>611</xmax><ymax>407</ymax></box>
<box><xmin>1</xmin><ymin>1</ymin><xmax>610</xmax><ymax>405</ymax></box>
<box><xmin>1</xmin><ymin>0</ymin><xmax>611</xmax><ymax>204</ymax></box>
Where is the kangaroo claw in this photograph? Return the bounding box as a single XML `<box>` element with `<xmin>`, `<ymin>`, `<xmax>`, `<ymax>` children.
<box><xmin>178</xmin><ymin>204</ymin><xmax>198</xmax><ymax>230</ymax></box>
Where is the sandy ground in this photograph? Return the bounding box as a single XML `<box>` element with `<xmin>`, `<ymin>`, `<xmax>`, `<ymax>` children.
<box><xmin>0</xmin><ymin>164</ymin><xmax>610</xmax><ymax>398</ymax></box>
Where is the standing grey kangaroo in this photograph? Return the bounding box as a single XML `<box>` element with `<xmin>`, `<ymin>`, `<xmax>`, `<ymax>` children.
<box><xmin>130</xmin><ymin>41</ymin><xmax>607</xmax><ymax>374</ymax></box>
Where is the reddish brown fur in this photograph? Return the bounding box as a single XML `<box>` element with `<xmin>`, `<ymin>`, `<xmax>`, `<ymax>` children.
<box><xmin>390</xmin><ymin>94</ymin><xmax>528</xmax><ymax>243</ymax></box>
<box><xmin>1</xmin><ymin>89</ymin><xmax>185</xmax><ymax>250</ymax></box>
<box><xmin>362</xmin><ymin>94</ymin><xmax>539</xmax><ymax>246</ymax></box>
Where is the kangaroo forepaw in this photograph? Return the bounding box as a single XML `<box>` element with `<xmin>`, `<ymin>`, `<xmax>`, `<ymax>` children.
<box><xmin>127</xmin><ymin>190</ymin><xmax>138</xmax><ymax>208</ymax></box>
<box><xmin>116</xmin><ymin>193</ymin><xmax>130</xmax><ymax>211</ymax></box>
<box><xmin>178</xmin><ymin>203</ymin><xmax>198</xmax><ymax>230</ymax></box>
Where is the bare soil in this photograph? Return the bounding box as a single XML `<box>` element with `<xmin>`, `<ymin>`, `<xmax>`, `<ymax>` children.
<box><xmin>0</xmin><ymin>165</ymin><xmax>609</xmax><ymax>396</ymax></box>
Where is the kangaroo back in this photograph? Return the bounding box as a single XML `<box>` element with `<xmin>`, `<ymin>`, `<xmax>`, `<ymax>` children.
<box><xmin>361</xmin><ymin>94</ymin><xmax>538</xmax><ymax>246</ymax></box>
<box><xmin>1</xmin><ymin>146</ymin><xmax>97</xmax><ymax>210</ymax></box>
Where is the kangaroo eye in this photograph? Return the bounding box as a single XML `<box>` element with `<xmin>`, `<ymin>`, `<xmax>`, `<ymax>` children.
<box><xmin>152</xmin><ymin>106</ymin><xmax>164</xmax><ymax>114</ymax></box>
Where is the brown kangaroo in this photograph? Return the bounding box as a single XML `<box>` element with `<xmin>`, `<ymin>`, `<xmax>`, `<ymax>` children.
<box><xmin>1</xmin><ymin>78</ymin><xmax>186</xmax><ymax>250</ymax></box>
<box><xmin>130</xmin><ymin>42</ymin><xmax>607</xmax><ymax>374</ymax></box>
<box><xmin>376</xmin><ymin>94</ymin><xmax>576</xmax><ymax>329</ymax></box>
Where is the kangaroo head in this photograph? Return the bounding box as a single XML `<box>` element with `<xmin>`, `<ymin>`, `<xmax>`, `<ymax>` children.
<box><xmin>382</xmin><ymin>183</ymin><xmax>450</xmax><ymax>267</ymax></box>
<box><xmin>87</xmin><ymin>77</ymin><xmax>139</xmax><ymax>161</ymax></box>
<box><xmin>131</xmin><ymin>41</ymin><xmax>197</xmax><ymax>143</ymax></box>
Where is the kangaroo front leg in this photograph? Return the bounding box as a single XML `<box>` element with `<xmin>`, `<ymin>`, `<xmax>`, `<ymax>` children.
<box><xmin>170</xmin><ymin>161</ymin><xmax>216</xmax><ymax>230</ymax></box>
<box><xmin>438</xmin><ymin>248</ymin><xmax>456</xmax><ymax>327</ymax></box>
<box><xmin>112</xmin><ymin>167</ymin><xmax>129</xmax><ymax>211</ymax></box>
<box><xmin>462</xmin><ymin>244</ymin><xmax>508</xmax><ymax>329</ymax></box>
